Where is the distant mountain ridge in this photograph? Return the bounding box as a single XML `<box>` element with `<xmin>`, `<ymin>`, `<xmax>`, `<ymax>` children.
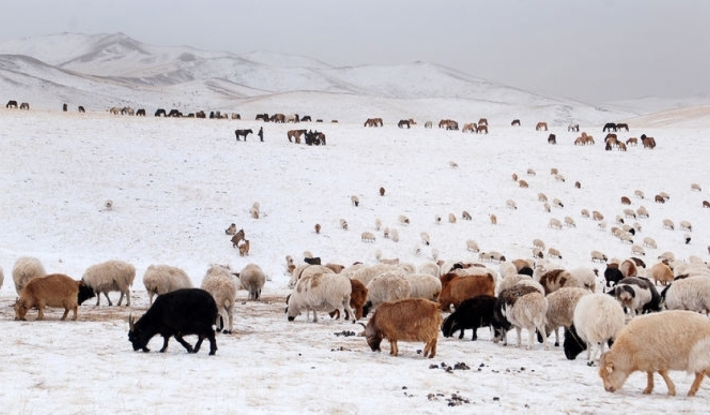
<box><xmin>0</xmin><ymin>32</ymin><xmax>636</xmax><ymax>124</ymax></box>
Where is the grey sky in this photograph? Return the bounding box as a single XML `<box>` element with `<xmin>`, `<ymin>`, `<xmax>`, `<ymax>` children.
<box><xmin>0</xmin><ymin>0</ymin><xmax>708</xmax><ymax>103</ymax></box>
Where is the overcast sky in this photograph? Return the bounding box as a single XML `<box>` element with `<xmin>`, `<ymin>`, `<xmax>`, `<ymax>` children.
<box><xmin>0</xmin><ymin>0</ymin><xmax>708</xmax><ymax>103</ymax></box>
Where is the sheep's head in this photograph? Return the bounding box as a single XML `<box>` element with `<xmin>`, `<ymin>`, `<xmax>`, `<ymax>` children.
<box><xmin>598</xmin><ymin>352</ymin><xmax>629</xmax><ymax>393</ymax></box>
<box><xmin>364</xmin><ymin>320</ymin><xmax>382</xmax><ymax>352</ymax></box>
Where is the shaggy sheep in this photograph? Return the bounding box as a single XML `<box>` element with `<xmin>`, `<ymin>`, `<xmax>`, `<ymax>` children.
<box><xmin>537</xmin><ymin>269</ymin><xmax>584</xmax><ymax>295</ymax></box>
<box><xmin>591</xmin><ymin>250</ymin><xmax>608</xmax><ymax>263</ymax></box>
<box><xmin>339</xmin><ymin>218</ymin><xmax>348</xmax><ymax>230</ymax></box>
<box><xmin>406</xmin><ymin>273</ymin><xmax>442</xmax><ymax>301</ymax></box>
<box><xmin>349</xmin><ymin>264</ymin><xmax>398</xmax><ymax>287</ymax></box>
<box><xmin>490</xmin><ymin>214</ymin><xmax>498</xmax><ymax>225</ymax></box>
<box><xmin>441</xmin><ymin>295</ymin><xmax>496</xmax><ymax>341</ymax></box>
<box><xmin>623</xmin><ymin>208</ymin><xmax>636</xmax><ymax>218</ymax></box>
<box><xmin>636</xmin><ymin>206</ymin><xmax>649</xmax><ymax>218</ymax></box>
<box><xmin>518</xmin><ymin>179</ymin><xmax>529</xmax><ymax>188</ymax></box>
<box><xmin>12</xmin><ymin>256</ymin><xmax>47</xmax><ymax>295</ymax></box>
<box><xmin>564</xmin><ymin>293</ymin><xmax>625</xmax><ymax>364</ymax></box>
<box><xmin>365</xmin><ymin>298</ymin><xmax>442</xmax><ymax>358</ymax></box>
<box><xmin>541</xmin><ymin>287</ymin><xmax>591</xmax><ymax>347</ymax></box>
<box><xmin>374</xmin><ymin>218</ymin><xmax>382</xmax><ymax>231</ymax></box>
<box><xmin>680</xmin><ymin>220</ymin><xmax>693</xmax><ymax>232</ymax></box>
<box><xmin>82</xmin><ymin>260</ymin><xmax>136</xmax><ymax>306</ymax></box>
<box><xmin>287</xmin><ymin>272</ymin><xmax>353</xmax><ymax>323</ymax></box>
<box><xmin>631</xmin><ymin>244</ymin><xmax>646</xmax><ymax>256</ymax></box>
<box><xmin>466</xmin><ymin>239</ymin><xmax>480</xmax><ymax>253</ymax></box>
<box><xmin>592</xmin><ymin>211</ymin><xmax>604</xmax><ymax>221</ymax></box>
<box><xmin>496</xmin><ymin>273</ymin><xmax>535</xmax><ymax>296</ymax></box>
<box><xmin>599</xmin><ymin>310</ymin><xmax>710</xmax><ymax>396</ymax></box>
<box><xmin>239</xmin><ymin>263</ymin><xmax>266</xmax><ymax>300</ymax></box>
<box><xmin>552</xmin><ymin>198</ymin><xmax>564</xmax><ymax>208</ymax></box>
<box><xmin>14</xmin><ymin>274</ymin><xmax>95</xmax><ymax>321</ymax></box>
<box><xmin>143</xmin><ymin>265</ymin><xmax>193</xmax><ymax>305</ymax></box>
<box><xmin>288</xmin><ymin>264</ymin><xmax>334</xmax><ymax>289</ymax></box>
<box><xmin>649</xmin><ymin>262</ymin><xmax>673</xmax><ymax>286</ymax></box>
<box><xmin>548</xmin><ymin>218</ymin><xmax>563</xmax><ymax>229</ymax></box>
<box><xmin>619</xmin><ymin>259</ymin><xmax>638</xmax><ymax>278</ymax></box>
<box><xmin>564</xmin><ymin>216</ymin><xmax>576</xmax><ymax>227</ymax></box>
<box><xmin>200</xmin><ymin>265</ymin><xmax>238</xmax><ymax>333</ymax></box>
<box><xmin>581</xmin><ymin>208</ymin><xmax>590</xmax><ymax>218</ymax></box>
<box><xmin>538</xmin><ymin>193</ymin><xmax>548</xmax><ymax>202</ymax></box>
<box><xmin>506</xmin><ymin>199</ymin><xmax>517</xmax><ymax>210</ymax></box>
<box><xmin>642</xmin><ymin>237</ymin><xmax>657</xmax><ymax>249</ymax></box>
<box><xmin>390</xmin><ymin>228</ymin><xmax>400</xmax><ymax>242</ymax></box>
<box><xmin>532</xmin><ymin>238</ymin><xmax>546</xmax><ymax>251</ymax></box>
<box><xmin>548</xmin><ymin>248</ymin><xmax>563</xmax><ymax>259</ymax></box>
<box><xmin>492</xmin><ymin>285</ymin><xmax>549</xmax><ymax>350</ymax></box>
<box><xmin>417</xmin><ymin>262</ymin><xmax>441</xmax><ymax>278</ymax></box>
<box><xmin>634</xmin><ymin>190</ymin><xmax>645</xmax><ymax>199</ymax></box>
<box><xmin>250</xmin><ymin>202</ymin><xmax>260</xmax><ymax>219</ymax></box>
<box><xmin>610</xmin><ymin>277</ymin><xmax>662</xmax><ymax>316</ymax></box>
<box><xmin>363</xmin><ymin>271</ymin><xmax>411</xmax><ymax>317</ymax></box>
<box><xmin>231</xmin><ymin>229</ymin><xmax>246</xmax><ymax>247</ymax></box>
<box><xmin>351</xmin><ymin>195</ymin><xmax>360</xmax><ymax>207</ymax></box>
<box><xmin>661</xmin><ymin>276</ymin><xmax>710</xmax><ymax>315</ymax></box>
<box><xmin>527</xmin><ymin>168</ymin><xmax>536</xmax><ymax>176</ymax></box>
<box><xmin>361</xmin><ymin>232</ymin><xmax>376</xmax><ymax>242</ymax></box>
<box><xmin>567</xmin><ymin>267</ymin><xmax>598</xmax><ymax>292</ymax></box>
<box><xmin>691</xmin><ymin>183</ymin><xmax>702</xmax><ymax>192</ymax></box>
<box><xmin>398</xmin><ymin>215</ymin><xmax>410</xmax><ymax>225</ymax></box>
<box><xmin>448</xmin><ymin>213</ymin><xmax>457</xmax><ymax>223</ymax></box>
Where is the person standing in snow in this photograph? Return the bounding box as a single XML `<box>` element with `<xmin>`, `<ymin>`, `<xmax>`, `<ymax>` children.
<box><xmin>258</xmin><ymin>127</ymin><xmax>264</xmax><ymax>142</ymax></box>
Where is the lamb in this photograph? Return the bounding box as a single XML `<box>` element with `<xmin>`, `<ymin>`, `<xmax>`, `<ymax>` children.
<box><xmin>541</xmin><ymin>287</ymin><xmax>591</xmax><ymax>347</ymax></box>
<box><xmin>363</xmin><ymin>271</ymin><xmax>411</xmax><ymax>317</ymax></box>
<box><xmin>12</xmin><ymin>256</ymin><xmax>47</xmax><ymax>295</ymax></box>
<box><xmin>239</xmin><ymin>263</ymin><xmax>266</xmax><ymax>300</ymax></box>
<box><xmin>142</xmin><ymin>265</ymin><xmax>193</xmax><ymax>305</ymax></box>
<box><xmin>564</xmin><ymin>293</ymin><xmax>625</xmax><ymax>364</ymax></box>
<box><xmin>441</xmin><ymin>295</ymin><xmax>496</xmax><ymax>341</ymax></box>
<box><xmin>491</xmin><ymin>284</ymin><xmax>549</xmax><ymax>350</ymax></box>
<box><xmin>14</xmin><ymin>274</ymin><xmax>95</xmax><ymax>321</ymax></box>
<box><xmin>249</xmin><ymin>202</ymin><xmax>260</xmax><ymax>219</ymax></box>
<box><xmin>599</xmin><ymin>310</ymin><xmax>710</xmax><ymax>396</ymax></box>
<box><xmin>351</xmin><ymin>195</ymin><xmax>360</xmax><ymax>207</ymax></box>
<box><xmin>661</xmin><ymin>276</ymin><xmax>710</xmax><ymax>315</ymax></box>
<box><xmin>82</xmin><ymin>260</ymin><xmax>136</xmax><ymax>306</ymax></box>
<box><xmin>642</xmin><ymin>236</ymin><xmax>657</xmax><ymax>249</ymax></box>
<box><xmin>365</xmin><ymin>298</ymin><xmax>442</xmax><ymax>358</ymax></box>
<box><xmin>406</xmin><ymin>273</ymin><xmax>442</xmax><ymax>301</ymax></box>
<box><xmin>201</xmin><ymin>265</ymin><xmax>238</xmax><ymax>333</ymax></box>
<box><xmin>649</xmin><ymin>262</ymin><xmax>673</xmax><ymax>285</ymax></box>
<box><xmin>591</xmin><ymin>250</ymin><xmax>608</xmax><ymax>263</ymax></box>
<box><xmin>287</xmin><ymin>272</ymin><xmax>353</xmax><ymax>323</ymax></box>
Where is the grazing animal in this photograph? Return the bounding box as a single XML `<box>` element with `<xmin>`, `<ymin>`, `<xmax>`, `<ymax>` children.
<box><xmin>231</xmin><ymin>229</ymin><xmax>246</xmax><ymax>247</ymax></box>
<box><xmin>81</xmin><ymin>260</ymin><xmax>136</xmax><ymax>306</ymax></box>
<box><xmin>424</xmin><ymin>121</ymin><xmax>433</xmax><ymax>128</ymax></box>
<box><xmin>19</xmin><ymin>102</ymin><xmax>30</xmax><ymax>110</ymax></box>
<box><xmin>201</xmin><ymin>265</ymin><xmax>238</xmax><ymax>333</ymax></box>
<box><xmin>364</xmin><ymin>118</ymin><xmax>383</xmax><ymax>127</ymax></box>
<box><xmin>615</xmin><ymin>123</ymin><xmax>629</xmax><ymax>131</ymax></box>
<box><xmin>365</xmin><ymin>298</ymin><xmax>442</xmax><ymax>358</ymax></box>
<box><xmin>620</xmin><ymin>196</ymin><xmax>631</xmax><ymax>205</ymax></box>
<box><xmin>662</xmin><ymin>276</ymin><xmax>710</xmax><ymax>315</ymax></box>
<box><xmin>462</xmin><ymin>210</ymin><xmax>472</xmax><ymax>220</ymax></box>
<box><xmin>599</xmin><ymin>311</ymin><xmax>710</xmax><ymax>396</ymax></box>
<box><xmin>238</xmin><ymin>239</ymin><xmax>250</xmax><ymax>256</ymax></box>
<box><xmin>128</xmin><ymin>288</ymin><xmax>218</xmax><ymax>355</ymax></box>
<box><xmin>462</xmin><ymin>122</ymin><xmax>476</xmax><ymax>133</ymax></box>
<box><xmin>649</xmin><ymin>262</ymin><xmax>674</xmax><ymax>286</ymax></box>
<box><xmin>361</xmin><ymin>232</ymin><xmax>376</xmax><ymax>242</ymax></box>
<box><xmin>547</xmin><ymin>134</ymin><xmax>556</xmax><ymax>144</ymax></box>
<box><xmin>225</xmin><ymin>223</ymin><xmax>237</xmax><ymax>235</ymax></box>
<box><xmin>6</xmin><ymin>100</ymin><xmax>18</xmax><ymax>108</ymax></box>
<box><xmin>535</xmin><ymin>121</ymin><xmax>548</xmax><ymax>131</ymax></box>
<box><xmin>703</xmin><ymin>200</ymin><xmax>710</xmax><ymax>209</ymax></box>
<box><xmin>286</xmin><ymin>272</ymin><xmax>353</xmax><ymax>323</ymax></box>
<box><xmin>564</xmin><ymin>293</ymin><xmax>625</xmax><ymax>364</ymax></box>
<box><xmin>568</xmin><ymin>123</ymin><xmax>580</xmax><ymax>132</ymax></box>
<box><xmin>379</xmin><ymin>186</ymin><xmax>386</xmax><ymax>196</ymax></box>
<box><xmin>603</xmin><ymin>122</ymin><xmax>617</xmax><ymax>132</ymax></box>
<box><xmin>490</xmin><ymin>214</ymin><xmax>498</xmax><ymax>225</ymax></box>
<box><xmin>78</xmin><ymin>106</ymin><xmax>86</xmax><ymax>113</ymax></box>
<box><xmin>641</xmin><ymin>134</ymin><xmax>656</xmax><ymax>149</ymax></box>
<box><xmin>398</xmin><ymin>119</ymin><xmax>411</xmax><ymax>128</ymax></box>
<box><xmin>611</xmin><ymin>277</ymin><xmax>662</xmax><ymax>315</ymax></box>
<box><xmin>492</xmin><ymin>284</ymin><xmax>549</xmax><ymax>350</ymax></box>
<box><xmin>234</xmin><ymin>129</ymin><xmax>253</xmax><ymax>141</ymax></box>
<box><xmin>287</xmin><ymin>129</ymin><xmax>307</xmax><ymax>143</ymax></box>
<box><xmin>14</xmin><ymin>274</ymin><xmax>95</xmax><ymax>321</ymax></box>
<box><xmin>351</xmin><ymin>195</ymin><xmax>360</xmax><ymax>206</ymax></box>
<box><xmin>511</xmin><ymin>119</ymin><xmax>521</xmax><ymax>126</ymax></box>
<box><xmin>439</xmin><ymin>271</ymin><xmax>496</xmax><ymax>312</ymax></box>
<box><xmin>541</xmin><ymin>287</ymin><xmax>591</xmax><ymax>347</ymax></box>
<box><xmin>136</xmin><ymin>108</ymin><xmax>145</xmax><ymax>116</ymax></box>
<box><xmin>314</xmin><ymin>223</ymin><xmax>321</xmax><ymax>234</ymax></box>
<box><xmin>239</xmin><ymin>263</ymin><xmax>266</xmax><ymax>301</ymax></box>
<box><xmin>476</xmin><ymin>124</ymin><xmax>489</xmax><ymax>134</ymax></box>
<box><xmin>441</xmin><ymin>295</ymin><xmax>496</xmax><ymax>340</ymax></box>
<box><xmin>691</xmin><ymin>183</ymin><xmax>702</xmax><ymax>192</ymax></box>
<box><xmin>12</xmin><ymin>256</ymin><xmax>47</xmax><ymax>295</ymax></box>
<box><xmin>142</xmin><ymin>265</ymin><xmax>193</xmax><ymax>305</ymax></box>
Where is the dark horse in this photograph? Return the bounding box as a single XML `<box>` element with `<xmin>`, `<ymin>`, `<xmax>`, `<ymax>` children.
<box><xmin>305</xmin><ymin>130</ymin><xmax>325</xmax><ymax>146</ymax></box>
<box><xmin>155</xmin><ymin>108</ymin><xmax>167</xmax><ymax>117</ymax></box>
<box><xmin>603</xmin><ymin>122</ymin><xmax>617</xmax><ymax>132</ymax></box>
<box><xmin>235</xmin><ymin>129</ymin><xmax>253</xmax><ymax>141</ymax></box>
<box><xmin>398</xmin><ymin>119</ymin><xmax>411</xmax><ymax>129</ymax></box>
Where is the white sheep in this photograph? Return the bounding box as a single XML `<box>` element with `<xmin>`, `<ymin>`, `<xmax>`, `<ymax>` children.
<box><xmin>350</xmin><ymin>263</ymin><xmax>398</xmax><ymax>287</ymax></box>
<box><xmin>643</xmin><ymin>237</ymin><xmax>657</xmax><ymax>249</ymax></box>
<box><xmin>634</xmin><ymin>189</ymin><xmax>645</xmax><ymax>199</ymax></box>
<box><xmin>375</xmin><ymin>249</ymin><xmax>399</xmax><ymax>265</ymax></box>
<box><xmin>201</xmin><ymin>265</ymin><xmax>238</xmax><ymax>332</ymax></box>
<box><xmin>552</xmin><ymin>198</ymin><xmax>564</xmax><ymax>208</ymax></box>
<box><xmin>631</xmin><ymin>244</ymin><xmax>645</xmax><ymax>256</ymax></box>
<box><xmin>82</xmin><ymin>260</ymin><xmax>136</xmax><ymax>306</ymax></box>
<box><xmin>567</xmin><ymin>267</ymin><xmax>598</xmax><ymax>292</ymax></box>
<box><xmin>351</xmin><ymin>195</ymin><xmax>360</xmax><ymax>206</ymax></box>
<box><xmin>287</xmin><ymin>272</ymin><xmax>353</xmax><ymax>322</ymax></box>
<box><xmin>339</xmin><ymin>218</ymin><xmax>348</xmax><ymax>230</ymax></box>
<box><xmin>250</xmin><ymin>202</ymin><xmax>260</xmax><ymax>219</ymax></box>
<box><xmin>12</xmin><ymin>256</ymin><xmax>47</xmax><ymax>295</ymax></box>
<box><xmin>680</xmin><ymin>220</ymin><xmax>693</xmax><ymax>232</ymax></box>
<box><xmin>544</xmin><ymin>287</ymin><xmax>592</xmax><ymax>346</ymax></box>
<box><xmin>496</xmin><ymin>274</ymin><xmax>534</xmax><ymax>296</ymax></box>
<box><xmin>434</xmin><ymin>214</ymin><xmax>442</xmax><ymax>224</ymax></box>
<box><xmin>548</xmin><ymin>218</ymin><xmax>563</xmax><ymax>229</ymax></box>
<box><xmin>374</xmin><ymin>218</ymin><xmax>382</xmax><ymax>231</ymax></box>
<box><xmin>581</xmin><ymin>208</ymin><xmax>590</xmax><ymax>218</ymax></box>
<box><xmin>466</xmin><ymin>239</ymin><xmax>480</xmax><ymax>253</ymax></box>
<box><xmin>239</xmin><ymin>263</ymin><xmax>266</xmax><ymax>300</ymax></box>
<box><xmin>570</xmin><ymin>293</ymin><xmax>626</xmax><ymax>364</ymax></box>
<box><xmin>538</xmin><ymin>193</ymin><xmax>548</xmax><ymax>202</ymax></box>
<box><xmin>363</xmin><ymin>270</ymin><xmax>411</xmax><ymax>317</ymax></box>
<box><xmin>548</xmin><ymin>248</ymin><xmax>563</xmax><ymax>259</ymax></box>
<box><xmin>564</xmin><ymin>216</ymin><xmax>576</xmax><ymax>227</ymax></box>
<box><xmin>532</xmin><ymin>238</ymin><xmax>546</xmax><ymax>251</ymax></box>
<box><xmin>288</xmin><ymin>264</ymin><xmax>334</xmax><ymax>289</ymax></box>
<box><xmin>448</xmin><ymin>213</ymin><xmax>457</xmax><ymax>223</ymax></box>
<box><xmin>420</xmin><ymin>231</ymin><xmax>430</xmax><ymax>246</ymax></box>
<box><xmin>506</xmin><ymin>199</ymin><xmax>517</xmax><ymax>210</ymax></box>
<box><xmin>591</xmin><ymin>250</ymin><xmax>608</xmax><ymax>263</ymax></box>
<box><xmin>663</xmin><ymin>276</ymin><xmax>710</xmax><ymax>314</ymax></box>
<box><xmin>502</xmin><ymin>290</ymin><xmax>549</xmax><ymax>350</ymax></box>
<box><xmin>142</xmin><ymin>264</ymin><xmax>193</xmax><ymax>305</ymax></box>
<box><xmin>636</xmin><ymin>206</ymin><xmax>649</xmax><ymax>218</ymax></box>
<box><xmin>390</xmin><ymin>228</ymin><xmax>400</xmax><ymax>242</ymax></box>
<box><xmin>361</xmin><ymin>231</ymin><xmax>376</xmax><ymax>242</ymax></box>
<box><xmin>406</xmin><ymin>273</ymin><xmax>442</xmax><ymax>301</ymax></box>
<box><xmin>417</xmin><ymin>262</ymin><xmax>440</xmax><ymax>278</ymax></box>
<box><xmin>398</xmin><ymin>215</ymin><xmax>410</xmax><ymax>225</ymax></box>
<box><xmin>662</xmin><ymin>218</ymin><xmax>674</xmax><ymax>230</ymax></box>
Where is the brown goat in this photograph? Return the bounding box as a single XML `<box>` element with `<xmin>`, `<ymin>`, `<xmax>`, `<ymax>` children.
<box><xmin>231</xmin><ymin>229</ymin><xmax>245</xmax><ymax>247</ymax></box>
<box><xmin>365</xmin><ymin>298</ymin><xmax>442</xmax><ymax>358</ymax></box>
<box><xmin>439</xmin><ymin>272</ymin><xmax>495</xmax><ymax>311</ymax></box>
<box><xmin>14</xmin><ymin>274</ymin><xmax>94</xmax><ymax>321</ymax></box>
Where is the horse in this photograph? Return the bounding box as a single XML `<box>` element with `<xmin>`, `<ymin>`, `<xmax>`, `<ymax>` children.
<box><xmin>6</xmin><ymin>100</ymin><xmax>18</xmax><ymax>109</ymax></box>
<box><xmin>304</xmin><ymin>130</ymin><xmax>325</xmax><ymax>146</ymax></box>
<box><xmin>568</xmin><ymin>123</ymin><xmax>580</xmax><ymax>132</ymax></box>
<box><xmin>78</xmin><ymin>106</ymin><xmax>86</xmax><ymax>113</ymax></box>
<box><xmin>121</xmin><ymin>106</ymin><xmax>134</xmax><ymax>115</ymax></box>
<box><xmin>255</xmin><ymin>113</ymin><xmax>269</xmax><ymax>122</ymax></box>
<box><xmin>548</xmin><ymin>134</ymin><xmax>556</xmax><ymax>144</ymax></box>
<box><xmin>511</xmin><ymin>119</ymin><xmax>521</xmax><ymax>126</ymax></box>
<box><xmin>439</xmin><ymin>119</ymin><xmax>458</xmax><ymax>130</ymax></box>
<box><xmin>424</xmin><ymin>121</ymin><xmax>433</xmax><ymax>128</ymax></box>
<box><xmin>301</xmin><ymin>115</ymin><xmax>312</xmax><ymax>122</ymax></box>
<box><xmin>63</xmin><ymin>103</ymin><xmax>68</xmax><ymax>112</ymax></box>
<box><xmin>19</xmin><ymin>102</ymin><xmax>29</xmax><ymax>110</ymax></box>
<box><xmin>616</xmin><ymin>123</ymin><xmax>629</xmax><ymax>131</ymax></box>
<box><xmin>287</xmin><ymin>129</ymin><xmax>307</xmax><ymax>143</ymax></box>
<box><xmin>167</xmin><ymin>109</ymin><xmax>182</xmax><ymax>117</ymax></box>
<box><xmin>109</xmin><ymin>106</ymin><xmax>121</xmax><ymax>115</ymax></box>
<box><xmin>270</xmin><ymin>113</ymin><xmax>285</xmax><ymax>123</ymax></box>
<box><xmin>285</xmin><ymin>114</ymin><xmax>299</xmax><ymax>123</ymax></box>
<box><xmin>231</xmin><ymin>113</ymin><xmax>241</xmax><ymax>120</ymax></box>
<box><xmin>155</xmin><ymin>108</ymin><xmax>167</xmax><ymax>117</ymax></box>
<box><xmin>364</xmin><ymin>118</ymin><xmax>383</xmax><ymax>127</ymax></box>
<box><xmin>603</xmin><ymin>122</ymin><xmax>617</xmax><ymax>132</ymax></box>
<box><xmin>626</xmin><ymin>137</ymin><xmax>638</xmax><ymax>146</ymax></box>
<box><xmin>235</xmin><ymin>129</ymin><xmax>253</xmax><ymax>141</ymax></box>
<box><xmin>398</xmin><ymin>119</ymin><xmax>411</xmax><ymax>129</ymax></box>
<box><xmin>478</xmin><ymin>118</ymin><xmax>488</xmax><ymax>126</ymax></box>
<box><xmin>476</xmin><ymin>124</ymin><xmax>488</xmax><ymax>134</ymax></box>
<box><xmin>535</xmin><ymin>121</ymin><xmax>548</xmax><ymax>131</ymax></box>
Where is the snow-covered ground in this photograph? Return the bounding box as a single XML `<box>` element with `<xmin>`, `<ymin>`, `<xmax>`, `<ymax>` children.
<box><xmin>1</xmin><ymin>104</ymin><xmax>709</xmax><ymax>414</ymax></box>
